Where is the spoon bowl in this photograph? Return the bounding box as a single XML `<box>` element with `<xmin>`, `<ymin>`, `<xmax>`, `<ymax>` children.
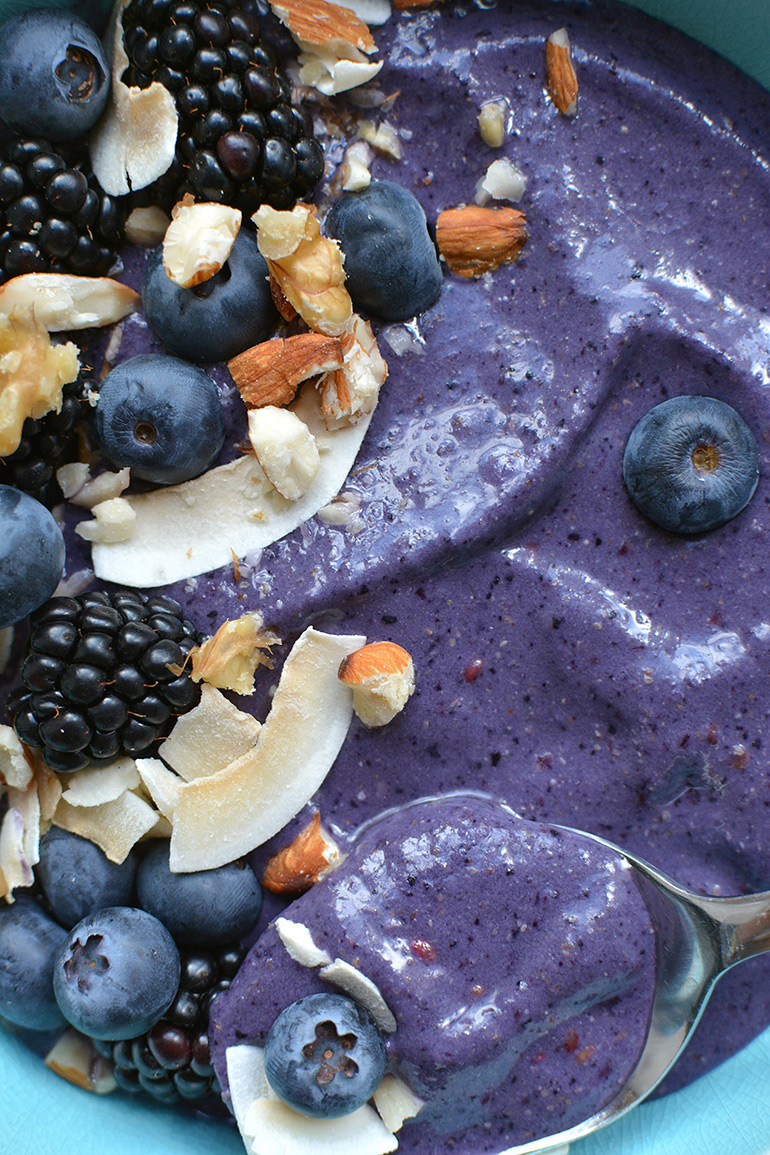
<box><xmin>501</xmin><ymin>825</ymin><xmax>770</xmax><ymax>1154</ymax></box>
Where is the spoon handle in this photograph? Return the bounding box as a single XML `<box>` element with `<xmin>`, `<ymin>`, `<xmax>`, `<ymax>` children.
<box><xmin>693</xmin><ymin>891</ymin><xmax>770</xmax><ymax>967</ymax></box>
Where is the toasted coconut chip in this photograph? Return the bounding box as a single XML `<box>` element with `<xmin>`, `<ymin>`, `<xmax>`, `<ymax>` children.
<box><xmin>0</xmin><ymin>309</ymin><xmax>79</xmax><ymax>456</ymax></box>
<box><xmin>90</xmin><ymin>384</ymin><xmax>373</xmax><ymax>587</ymax></box>
<box><xmin>243</xmin><ymin>1098</ymin><xmax>398</xmax><ymax>1155</ymax></box>
<box><xmin>159</xmin><ymin>684</ymin><xmax>262</xmax><ymax>783</ymax></box>
<box><xmin>0</xmin><ymin>807</ymin><xmax>34</xmax><ymax>901</ymax></box>
<box><xmin>90</xmin><ymin>0</ymin><xmax>178</xmax><ymax>195</ymax></box>
<box><xmin>45</xmin><ymin>1030</ymin><xmax>117</xmax><ymax>1095</ymax></box>
<box><xmin>61</xmin><ymin>758</ymin><xmax>140</xmax><ymax>807</ymax></box>
<box><xmin>124</xmin><ymin>205</ymin><xmax>170</xmax><ymax>246</ymax></box>
<box><xmin>263</xmin><ymin>812</ymin><xmax>342</xmax><ymax>895</ymax></box>
<box><xmin>135</xmin><ymin>758</ymin><xmax>182</xmax><ymax>822</ymax></box>
<box><xmin>54</xmin><ymin>790</ymin><xmax>158</xmax><ymax>864</ymax></box>
<box><xmin>163</xmin><ymin>199</ymin><xmax>242</xmax><ymax>289</ymax></box>
<box><xmin>373</xmin><ymin>1076</ymin><xmax>424</xmax><ymax>1133</ymax></box>
<box><xmin>253</xmin><ymin>205</ymin><xmax>352</xmax><ymax>336</ymax></box>
<box><xmin>148</xmin><ymin>811</ymin><xmax>174</xmax><ymax>839</ymax></box>
<box><xmin>189</xmin><ymin>613</ymin><xmax>278</xmax><ymax>696</ymax></box>
<box><xmin>320</xmin><ymin>958</ymin><xmax>397</xmax><ymax>1033</ymax></box>
<box><xmin>0</xmin><ymin>274</ymin><xmax>140</xmax><ymax>331</ymax></box>
<box><xmin>275</xmin><ymin>915</ymin><xmax>333</xmax><ymax>966</ymax></box>
<box><xmin>0</xmin><ymin>725</ymin><xmax>33</xmax><ymax>790</ymax></box>
<box><xmin>169</xmin><ymin>628</ymin><xmax>365</xmax><ymax>872</ymax></box>
<box><xmin>35</xmin><ymin>760</ymin><xmax>63</xmax><ymax>825</ymax></box>
<box><xmin>226</xmin><ymin>1045</ymin><xmax>271</xmax><ymax>1138</ymax></box>
<box><xmin>8</xmin><ymin>781</ymin><xmax>41</xmax><ymax>872</ymax></box>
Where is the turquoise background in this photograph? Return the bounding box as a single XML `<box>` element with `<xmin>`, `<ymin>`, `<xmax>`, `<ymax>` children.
<box><xmin>1</xmin><ymin>1</ymin><xmax>769</xmax><ymax>1154</ymax></box>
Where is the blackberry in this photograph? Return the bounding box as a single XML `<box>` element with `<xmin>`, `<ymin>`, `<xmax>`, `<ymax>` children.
<box><xmin>120</xmin><ymin>0</ymin><xmax>324</xmax><ymax>213</ymax></box>
<box><xmin>0</xmin><ymin>376</ymin><xmax>93</xmax><ymax>507</ymax></box>
<box><xmin>92</xmin><ymin>942</ymin><xmax>244</xmax><ymax>1106</ymax></box>
<box><xmin>0</xmin><ymin>135</ymin><xmax>125</xmax><ymax>284</ymax></box>
<box><xmin>8</xmin><ymin>589</ymin><xmax>201</xmax><ymax>773</ymax></box>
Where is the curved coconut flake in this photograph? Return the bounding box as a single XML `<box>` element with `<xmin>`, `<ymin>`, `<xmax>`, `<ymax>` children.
<box><xmin>159</xmin><ymin>684</ymin><xmax>262</xmax><ymax>782</ymax></box>
<box><xmin>136</xmin><ymin>757</ymin><xmax>182</xmax><ymax>821</ymax></box>
<box><xmin>0</xmin><ymin>808</ymin><xmax>34</xmax><ymax>898</ymax></box>
<box><xmin>275</xmin><ymin>916</ymin><xmax>333</xmax><ymax>967</ymax></box>
<box><xmin>373</xmin><ymin>1075</ymin><xmax>424</xmax><ymax>1132</ymax></box>
<box><xmin>61</xmin><ymin>758</ymin><xmax>140</xmax><ymax>807</ymax></box>
<box><xmin>319</xmin><ymin>958</ymin><xmax>397</xmax><ymax>1033</ymax></box>
<box><xmin>90</xmin><ymin>0</ymin><xmax>178</xmax><ymax>196</ymax></box>
<box><xmin>91</xmin><ymin>384</ymin><xmax>373</xmax><ymax>587</ymax></box>
<box><xmin>54</xmin><ymin>790</ymin><xmax>158</xmax><ymax>864</ymax></box>
<box><xmin>0</xmin><ymin>725</ymin><xmax>32</xmax><ymax>790</ymax></box>
<box><xmin>226</xmin><ymin>1045</ymin><xmax>271</xmax><ymax>1137</ymax></box>
<box><xmin>243</xmin><ymin>1098</ymin><xmax>398</xmax><ymax>1155</ymax></box>
<box><xmin>0</xmin><ymin>274</ymin><xmax>139</xmax><ymax>330</ymax></box>
<box><xmin>169</xmin><ymin>628</ymin><xmax>365</xmax><ymax>872</ymax></box>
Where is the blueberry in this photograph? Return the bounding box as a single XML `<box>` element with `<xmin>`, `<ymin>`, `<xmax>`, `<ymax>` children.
<box><xmin>0</xmin><ymin>10</ymin><xmax>110</xmax><ymax>141</ymax></box>
<box><xmin>141</xmin><ymin>229</ymin><xmax>277</xmax><ymax>363</ymax></box>
<box><xmin>36</xmin><ymin>827</ymin><xmax>139</xmax><ymax>930</ymax></box>
<box><xmin>264</xmin><ymin>993</ymin><xmax>387</xmax><ymax>1118</ymax></box>
<box><xmin>0</xmin><ymin>486</ymin><xmax>65</xmax><ymax>628</ymax></box>
<box><xmin>325</xmin><ymin>180</ymin><xmax>443</xmax><ymax>322</ymax></box>
<box><xmin>622</xmin><ymin>395</ymin><xmax>760</xmax><ymax>534</ymax></box>
<box><xmin>0</xmin><ymin>897</ymin><xmax>68</xmax><ymax>1031</ymax></box>
<box><xmin>94</xmin><ymin>354</ymin><xmax>225</xmax><ymax>485</ymax></box>
<box><xmin>136</xmin><ymin>841</ymin><xmax>262</xmax><ymax>946</ymax></box>
<box><xmin>53</xmin><ymin>906</ymin><xmax>180</xmax><ymax>1040</ymax></box>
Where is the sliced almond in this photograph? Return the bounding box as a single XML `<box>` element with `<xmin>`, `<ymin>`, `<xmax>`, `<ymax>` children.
<box><xmin>69</xmin><ymin>467</ymin><xmax>131</xmax><ymax>509</ymax></box>
<box><xmin>263</xmin><ymin>812</ymin><xmax>342</xmax><ymax>894</ymax></box>
<box><xmin>243</xmin><ymin>1098</ymin><xmax>398</xmax><ymax>1155</ymax></box>
<box><xmin>342</xmin><ymin>140</ymin><xmax>373</xmax><ymax>191</ymax></box>
<box><xmin>163</xmin><ymin>199</ymin><xmax>242</xmax><ymax>288</ymax></box>
<box><xmin>229</xmin><ymin>333</ymin><xmax>344</xmax><ymax>409</ymax></box>
<box><xmin>358</xmin><ymin>119</ymin><xmax>402</xmax><ymax>160</ymax></box>
<box><xmin>45</xmin><ymin>1030</ymin><xmax>117</xmax><ymax>1094</ymax></box>
<box><xmin>436</xmin><ymin>204</ymin><xmax>527</xmax><ymax>278</ymax></box>
<box><xmin>275</xmin><ymin>915</ymin><xmax>333</xmax><ymax>966</ymax></box>
<box><xmin>90</xmin><ymin>0</ymin><xmax>178</xmax><ymax>194</ymax></box>
<box><xmin>0</xmin><ymin>309</ymin><xmax>79</xmax><ymax>456</ymax></box>
<box><xmin>338</xmin><ymin>641</ymin><xmax>415</xmax><ymax>728</ymax></box>
<box><xmin>298</xmin><ymin>51</ymin><xmax>383</xmax><ymax>95</ymax></box>
<box><xmin>61</xmin><ymin>758</ymin><xmax>140</xmax><ymax>808</ymax></box>
<box><xmin>135</xmin><ymin>757</ymin><xmax>183</xmax><ymax>821</ymax></box>
<box><xmin>318</xmin><ymin>314</ymin><xmax>388</xmax><ymax>430</ymax></box>
<box><xmin>75</xmin><ymin>496</ymin><xmax>136</xmax><ymax>544</ymax></box>
<box><xmin>90</xmin><ymin>385</ymin><xmax>373</xmax><ymax>587</ymax></box>
<box><xmin>169</xmin><ymin>628</ymin><xmax>365</xmax><ymax>872</ymax></box>
<box><xmin>189</xmin><ymin>612</ymin><xmax>278</xmax><ymax>696</ymax></box>
<box><xmin>159</xmin><ymin>683</ymin><xmax>262</xmax><ymax>782</ymax></box>
<box><xmin>320</xmin><ymin>958</ymin><xmax>397</xmax><ymax>1033</ymax></box>
<box><xmin>248</xmin><ymin>406</ymin><xmax>321</xmax><ymax>501</ymax></box>
<box><xmin>124</xmin><ymin>205</ymin><xmax>171</xmax><ymax>246</ymax></box>
<box><xmin>546</xmin><ymin>27</ymin><xmax>578</xmax><ymax>117</ymax></box>
<box><xmin>253</xmin><ymin>204</ymin><xmax>352</xmax><ymax>336</ymax></box>
<box><xmin>268</xmin><ymin>0</ymin><xmax>376</xmax><ymax>56</ymax></box>
<box><xmin>0</xmin><ymin>274</ymin><xmax>140</xmax><ymax>331</ymax></box>
<box><xmin>372</xmin><ymin>1075</ymin><xmax>424</xmax><ymax>1132</ymax></box>
<box><xmin>0</xmin><ymin>725</ymin><xmax>33</xmax><ymax>790</ymax></box>
<box><xmin>54</xmin><ymin>789</ymin><xmax>158</xmax><ymax>864</ymax></box>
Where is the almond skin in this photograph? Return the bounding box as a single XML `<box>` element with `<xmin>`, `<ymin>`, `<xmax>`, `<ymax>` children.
<box><xmin>262</xmin><ymin>811</ymin><xmax>342</xmax><ymax>895</ymax></box>
<box><xmin>435</xmin><ymin>204</ymin><xmax>527</xmax><ymax>278</ymax></box>
<box><xmin>228</xmin><ymin>333</ymin><xmax>344</xmax><ymax>409</ymax></box>
<box><xmin>546</xmin><ymin>28</ymin><xmax>578</xmax><ymax>117</ymax></box>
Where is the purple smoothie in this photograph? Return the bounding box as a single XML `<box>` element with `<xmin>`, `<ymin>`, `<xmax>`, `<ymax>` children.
<box><xmin>210</xmin><ymin>795</ymin><xmax>656</xmax><ymax>1150</ymax></box>
<box><xmin>3</xmin><ymin>0</ymin><xmax>770</xmax><ymax>1148</ymax></box>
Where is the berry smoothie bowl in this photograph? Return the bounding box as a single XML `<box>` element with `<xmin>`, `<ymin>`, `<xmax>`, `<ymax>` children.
<box><xmin>0</xmin><ymin>1</ymin><xmax>770</xmax><ymax>1154</ymax></box>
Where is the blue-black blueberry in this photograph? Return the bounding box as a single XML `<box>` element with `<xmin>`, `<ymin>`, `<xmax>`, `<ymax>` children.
<box><xmin>0</xmin><ymin>897</ymin><xmax>68</xmax><ymax>1031</ymax></box>
<box><xmin>53</xmin><ymin>906</ymin><xmax>180</xmax><ymax>1040</ymax></box>
<box><xmin>622</xmin><ymin>395</ymin><xmax>759</xmax><ymax>534</ymax></box>
<box><xmin>141</xmin><ymin>229</ymin><xmax>277</xmax><ymax>363</ymax></box>
<box><xmin>0</xmin><ymin>485</ymin><xmax>65</xmax><ymax>628</ymax></box>
<box><xmin>324</xmin><ymin>180</ymin><xmax>443</xmax><ymax>322</ymax></box>
<box><xmin>95</xmin><ymin>353</ymin><xmax>225</xmax><ymax>485</ymax></box>
<box><xmin>264</xmin><ymin>992</ymin><xmax>387</xmax><ymax>1118</ymax></box>
<box><xmin>36</xmin><ymin>827</ymin><xmax>139</xmax><ymax>930</ymax></box>
<box><xmin>0</xmin><ymin>10</ymin><xmax>110</xmax><ymax>141</ymax></box>
<box><xmin>136</xmin><ymin>840</ymin><xmax>262</xmax><ymax>947</ymax></box>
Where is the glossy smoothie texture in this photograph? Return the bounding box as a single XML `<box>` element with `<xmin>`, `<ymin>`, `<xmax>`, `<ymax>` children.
<box><xmin>210</xmin><ymin>797</ymin><xmax>656</xmax><ymax>1150</ymax></box>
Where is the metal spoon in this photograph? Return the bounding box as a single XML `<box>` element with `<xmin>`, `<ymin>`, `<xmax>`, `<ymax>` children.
<box><xmin>502</xmin><ymin>824</ymin><xmax>770</xmax><ymax>1155</ymax></box>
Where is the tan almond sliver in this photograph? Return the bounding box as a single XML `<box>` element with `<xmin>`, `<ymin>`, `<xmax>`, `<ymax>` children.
<box><xmin>228</xmin><ymin>333</ymin><xmax>344</xmax><ymax>409</ymax></box>
<box><xmin>546</xmin><ymin>27</ymin><xmax>578</xmax><ymax>116</ymax></box>
<box><xmin>435</xmin><ymin>204</ymin><xmax>527</xmax><ymax>278</ymax></box>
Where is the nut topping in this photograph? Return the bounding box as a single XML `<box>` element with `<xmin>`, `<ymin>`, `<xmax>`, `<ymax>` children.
<box><xmin>229</xmin><ymin>333</ymin><xmax>344</xmax><ymax>409</ymax></box>
<box><xmin>435</xmin><ymin>204</ymin><xmax>527</xmax><ymax>278</ymax></box>
<box><xmin>263</xmin><ymin>811</ymin><xmax>343</xmax><ymax>895</ymax></box>
<box><xmin>338</xmin><ymin>641</ymin><xmax>415</xmax><ymax>728</ymax></box>
<box><xmin>546</xmin><ymin>27</ymin><xmax>578</xmax><ymax>117</ymax></box>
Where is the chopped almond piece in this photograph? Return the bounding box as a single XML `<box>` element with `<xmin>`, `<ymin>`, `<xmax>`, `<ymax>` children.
<box><xmin>319</xmin><ymin>315</ymin><xmax>388</xmax><ymax>429</ymax></box>
<box><xmin>338</xmin><ymin>640</ymin><xmax>415</xmax><ymax>727</ymax></box>
<box><xmin>229</xmin><ymin>333</ymin><xmax>344</xmax><ymax>409</ymax></box>
<box><xmin>436</xmin><ymin>204</ymin><xmax>527</xmax><ymax>278</ymax></box>
<box><xmin>270</xmin><ymin>272</ymin><xmax>298</xmax><ymax>321</ymax></box>
<box><xmin>263</xmin><ymin>811</ymin><xmax>343</xmax><ymax>895</ymax></box>
<box><xmin>394</xmin><ymin>0</ymin><xmax>441</xmax><ymax>7</ymax></box>
<box><xmin>269</xmin><ymin>0</ymin><xmax>376</xmax><ymax>54</ymax></box>
<box><xmin>546</xmin><ymin>27</ymin><xmax>578</xmax><ymax>117</ymax></box>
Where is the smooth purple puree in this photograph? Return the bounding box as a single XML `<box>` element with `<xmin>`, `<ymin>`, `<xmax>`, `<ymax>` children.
<box><xmin>210</xmin><ymin>795</ymin><xmax>656</xmax><ymax>1149</ymax></box>
<box><xmin>3</xmin><ymin>0</ymin><xmax>770</xmax><ymax>1150</ymax></box>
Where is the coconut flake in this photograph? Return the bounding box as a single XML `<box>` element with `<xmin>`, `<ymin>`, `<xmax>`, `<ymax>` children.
<box><xmin>372</xmin><ymin>1075</ymin><xmax>424</xmax><ymax>1132</ymax></box>
<box><xmin>0</xmin><ymin>726</ymin><xmax>32</xmax><ymax>790</ymax></box>
<box><xmin>54</xmin><ymin>790</ymin><xmax>158</xmax><ymax>864</ymax></box>
<box><xmin>319</xmin><ymin>958</ymin><xmax>397</xmax><ymax>1033</ymax></box>
<box><xmin>135</xmin><ymin>757</ymin><xmax>183</xmax><ymax>821</ymax></box>
<box><xmin>0</xmin><ymin>808</ymin><xmax>33</xmax><ymax>900</ymax></box>
<box><xmin>226</xmin><ymin>1045</ymin><xmax>271</xmax><ymax>1136</ymax></box>
<box><xmin>159</xmin><ymin>684</ymin><xmax>262</xmax><ymax>782</ymax></box>
<box><xmin>275</xmin><ymin>916</ymin><xmax>333</xmax><ymax>966</ymax></box>
<box><xmin>61</xmin><ymin>758</ymin><xmax>140</xmax><ymax>808</ymax></box>
<box><xmin>243</xmin><ymin>1098</ymin><xmax>398</xmax><ymax>1155</ymax></box>
<box><xmin>169</xmin><ymin>628</ymin><xmax>365</xmax><ymax>872</ymax></box>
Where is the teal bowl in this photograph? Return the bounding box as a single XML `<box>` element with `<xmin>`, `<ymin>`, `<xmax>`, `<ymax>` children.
<box><xmin>1</xmin><ymin>2</ymin><xmax>769</xmax><ymax>1154</ymax></box>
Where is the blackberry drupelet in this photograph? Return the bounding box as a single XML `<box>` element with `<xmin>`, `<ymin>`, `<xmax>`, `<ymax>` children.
<box><xmin>0</xmin><ymin>135</ymin><xmax>125</xmax><ymax>283</ymax></box>
<box><xmin>8</xmin><ymin>589</ymin><xmax>201</xmax><ymax>773</ymax></box>
<box><xmin>92</xmin><ymin>942</ymin><xmax>245</xmax><ymax>1106</ymax></box>
<box><xmin>0</xmin><ymin>376</ymin><xmax>93</xmax><ymax>507</ymax></box>
<box><xmin>120</xmin><ymin>0</ymin><xmax>324</xmax><ymax>212</ymax></box>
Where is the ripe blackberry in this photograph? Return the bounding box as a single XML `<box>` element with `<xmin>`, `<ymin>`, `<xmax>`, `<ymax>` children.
<box><xmin>0</xmin><ymin>135</ymin><xmax>125</xmax><ymax>284</ymax></box>
<box><xmin>92</xmin><ymin>943</ymin><xmax>244</xmax><ymax>1106</ymax></box>
<box><xmin>8</xmin><ymin>589</ymin><xmax>201</xmax><ymax>773</ymax></box>
<box><xmin>120</xmin><ymin>0</ymin><xmax>324</xmax><ymax>213</ymax></box>
<box><xmin>0</xmin><ymin>376</ymin><xmax>93</xmax><ymax>507</ymax></box>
